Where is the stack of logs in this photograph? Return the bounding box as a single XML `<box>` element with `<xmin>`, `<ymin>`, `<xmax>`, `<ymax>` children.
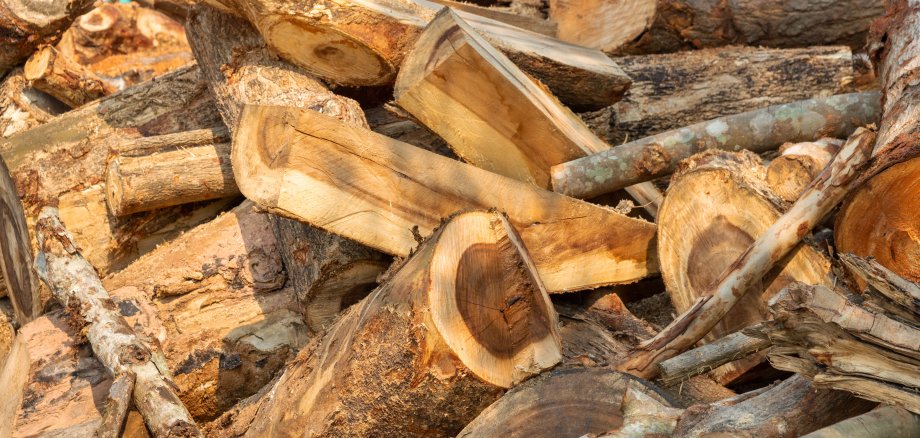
<box><xmin>0</xmin><ymin>0</ymin><xmax>917</xmax><ymax>436</ymax></box>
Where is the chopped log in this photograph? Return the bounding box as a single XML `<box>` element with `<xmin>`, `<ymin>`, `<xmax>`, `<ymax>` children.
<box><xmin>395</xmin><ymin>9</ymin><xmax>610</xmax><ymax>188</ymax></box>
<box><xmin>34</xmin><ymin>207</ymin><xmax>202</xmax><ymax>437</ymax></box>
<box><xmin>586</xmin><ymin>45</ymin><xmax>859</xmax><ymax>146</ymax></box>
<box><xmin>840</xmin><ymin>253</ymin><xmax>920</xmax><ymax>317</ymax></box>
<box><xmin>97</xmin><ymin>372</ymin><xmax>136</xmax><ymax>438</ymax></box>
<box><xmin>199</xmin><ymin>0</ymin><xmax>631</xmax><ymax>109</ymax></box>
<box><xmin>802</xmin><ymin>405</ymin><xmax>920</xmax><ymax>438</ymax></box>
<box><xmin>617</xmin><ymin>128</ymin><xmax>876</xmax><ymax>379</ymax></box>
<box><xmin>458</xmin><ymin>367</ymin><xmax>675</xmax><ymax>438</ymax></box>
<box><xmin>549</xmin><ymin>0</ymin><xmax>655</xmax><ymax>52</ymax></box>
<box><xmin>611</xmin><ymin>0</ymin><xmax>884</xmax><ymax>55</ymax></box>
<box><xmin>0</xmin><ymin>156</ymin><xmax>39</xmax><ymax>324</ymax></box>
<box><xmin>657</xmin><ymin>323</ymin><xmax>771</xmax><ymax>387</ymax></box>
<box><xmin>244</xmin><ymin>211</ymin><xmax>563</xmax><ymax>436</ymax></box>
<box><xmin>766</xmin><ymin>139</ymin><xmax>842</xmax><ymax>202</ymax></box>
<box><xmin>552</xmin><ymin>92</ymin><xmax>880</xmax><ymax>199</ymax></box>
<box><xmin>429</xmin><ymin>0</ymin><xmax>556</xmax><ymax>35</ymax></box>
<box><xmin>0</xmin><ymin>68</ymin><xmax>67</xmax><ymax>138</ymax></box>
<box><xmin>0</xmin><ymin>0</ymin><xmax>94</xmax><ymax>73</ymax></box>
<box><xmin>233</xmin><ymin>105</ymin><xmax>658</xmax><ymax>293</ymax></box>
<box><xmin>106</xmin><ymin>141</ymin><xmax>238</xmax><ymax>216</ymax></box>
<box><xmin>186</xmin><ymin>5</ymin><xmax>390</xmax><ymax>332</ymax></box>
<box><xmin>656</xmin><ymin>150</ymin><xmax>832</xmax><ymax>382</ymax></box>
<box><xmin>24</xmin><ymin>46</ymin><xmax>116</xmax><ymax>108</ymax></box>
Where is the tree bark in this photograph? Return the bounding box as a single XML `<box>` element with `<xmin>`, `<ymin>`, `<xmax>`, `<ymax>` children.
<box><xmin>24</xmin><ymin>45</ymin><xmax>116</xmax><ymax>108</ymax></box>
<box><xmin>0</xmin><ymin>68</ymin><xmax>67</xmax><ymax>138</ymax></box>
<box><xmin>199</xmin><ymin>0</ymin><xmax>631</xmax><ymax>109</ymax></box>
<box><xmin>233</xmin><ymin>105</ymin><xmax>658</xmax><ymax>293</ymax></box>
<box><xmin>242</xmin><ymin>211</ymin><xmax>563</xmax><ymax>437</ymax></box>
<box><xmin>611</xmin><ymin>0</ymin><xmax>884</xmax><ymax>55</ymax></box>
<box><xmin>96</xmin><ymin>372</ymin><xmax>136</xmax><ymax>438</ymax></box>
<box><xmin>766</xmin><ymin>139</ymin><xmax>841</xmax><ymax>202</ymax></box>
<box><xmin>552</xmin><ymin>92</ymin><xmax>880</xmax><ymax>199</ymax></box>
<box><xmin>802</xmin><ymin>406</ymin><xmax>920</xmax><ymax>438</ymax></box>
<box><xmin>0</xmin><ymin>0</ymin><xmax>94</xmax><ymax>73</ymax></box>
<box><xmin>658</xmin><ymin>323</ymin><xmax>771</xmax><ymax>387</ymax></box>
<box><xmin>616</xmin><ymin>128</ymin><xmax>876</xmax><ymax>379</ymax></box>
<box><xmin>0</xmin><ymin>156</ymin><xmax>40</xmax><ymax>323</ymax></box>
<box><xmin>655</xmin><ymin>150</ymin><xmax>832</xmax><ymax>383</ymax></box>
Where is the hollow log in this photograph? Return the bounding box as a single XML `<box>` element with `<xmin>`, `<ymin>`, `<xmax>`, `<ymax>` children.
<box><xmin>0</xmin><ymin>0</ymin><xmax>94</xmax><ymax>73</ymax></box>
<box><xmin>0</xmin><ymin>68</ymin><xmax>67</xmax><ymax>138</ymax></box>
<box><xmin>24</xmin><ymin>46</ymin><xmax>116</xmax><ymax>108</ymax></box>
<box><xmin>198</xmin><ymin>0</ymin><xmax>631</xmax><ymax>109</ymax></box>
<box><xmin>549</xmin><ymin>0</ymin><xmax>655</xmax><ymax>52</ymax></box>
<box><xmin>611</xmin><ymin>0</ymin><xmax>884</xmax><ymax>55</ymax></box>
<box><xmin>243</xmin><ymin>211</ymin><xmax>563</xmax><ymax>436</ymax></box>
<box><xmin>233</xmin><ymin>105</ymin><xmax>658</xmax><ymax>293</ymax></box>
<box><xmin>766</xmin><ymin>139</ymin><xmax>841</xmax><ymax>202</ymax></box>
<box><xmin>552</xmin><ymin>92</ymin><xmax>880</xmax><ymax>199</ymax></box>
<box><xmin>655</xmin><ymin>150</ymin><xmax>832</xmax><ymax>383</ymax></box>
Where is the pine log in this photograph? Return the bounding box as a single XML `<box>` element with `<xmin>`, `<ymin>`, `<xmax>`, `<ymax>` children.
<box><xmin>198</xmin><ymin>0</ymin><xmax>631</xmax><ymax>109</ymax></box>
<box><xmin>611</xmin><ymin>0</ymin><xmax>884</xmax><ymax>55</ymax></box>
<box><xmin>24</xmin><ymin>45</ymin><xmax>116</xmax><ymax>108</ymax></box>
<box><xmin>549</xmin><ymin>0</ymin><xmax>655</xmax><ymax>52</ymax></box>
<box><xmin>458</xmin><ymin>367</ymin><xmax>675</xmax><ymax>438</ymax></box>
<box><xmin>657</xmin><ymin>323</ymin><xmax>771</xmax><ymax>387</ymax></box>
<box><xmin>34</xmin><ymin>207</ymin><xmax>202</xmax><ymax>437</ymax></box>
<box><xmin>552</xmin><ymin>92</ymin><xmax>880</xmax><ymax>199</ymax></box>
<box><xmin>656</xmin><ymin>150</ymin><xmax>832</xmax><ymax>382</ymax></box>
<box><xmin>617</xmin><ymin>128</ymin><xmax>876</xmax><ymax>379</ymax></box>
<box><xmin>233</xmin><ymin>105</ymin><xmax>658</xmax><ymax>293</ymax></box>
<box><xmin>586</xmin><ymin>46</ymin><xmax>859</xmax><ymax>146</ymax></box>
<box><xmin>0</xmin><ymin>65</ymin><xmax>225</xmax><ymax>281</ymax></box>
<box><xmin>0</xmin><ymin>68</ymin><xmax>67</xmax><ymax>138</ymax></box>
<box><xmin>186</xmin><ymin>5</ymin><xmax>390</xmax><ymax>333</ymax></box>
<box><xmin>429</xmin><ymin>0</ymin><xmax>556</xmax><ymax>35</ymax></box>
<box><xmin>802</xmin><ymin>406</ymin><xmax>920</xmax><ymax>438</ymax></box>
<box><xmin>0</xmin><ymin>0</ymin><xmax>94</xmax><ymax>73</ymax></box>
<box><xmin>766</xmin><ymin>138</ymin><xmax>841</xmax><ymax>202</ymax></box>
<box><xmin>243</xmin><ymin>211</ymin><xmax>563</xmax><ymax>436</ymax></box>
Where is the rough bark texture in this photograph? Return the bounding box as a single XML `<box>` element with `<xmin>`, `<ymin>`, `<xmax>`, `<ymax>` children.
<box><xmin>617</xmin><ymin>128</ymin><xmax>876</xmax><ymax>379</ymax></box>
<box><xmin>553</xmin><ymin>92</ymin><xmax>880</xmax><ymax>199</ymax></box>
<box><xmin>0</xmin><ymin>0</ymin><xmax>94</xmax><ymax>73</ymax></box>
<box><xmin>233</xmin><ymin>105</ymin><xmax>659</xmax><ymax>293</ymax></box>
<box><xmin>24</xmin><ymin>45</ymin><xmax>116</xmax><ymax>108</ymax></box>
<box><xmin>840</xmin><ymin>252</ymin><xmax>920</xmax><ymax>317</ymax></box>
<box><xmin>766</xmin><ymin>138</ymin><xmax>842</xmax><ymax>202</ymax></box>
<box><xmin>96</xmin><ymin>372</ymin><xmax>136</xmax><ymax>438</ymax></box>
<box><xmin>0</xmin><ymin>156</ymin><xmax>40</xmax><ymax>323</ymax></box>
<box><xmin>33</xmin><ymin>207</ymin><xmax>202</xmax><ymax>437</ymax></box>
<box><xmin>585</xmin><ymin>45</ymin><xmax>861</xmax><ymax>146</ymax></box>
<box><xmin>612</xmin><ymin>0</ymin><xmax>884</xmax><ymax>55</ymax></box>
<box><xmin>0</xmin><ymin>68</ymin><xmax>67</xmax><ymax>138</ymax></box>
<box><xmin>655</xmin><ymin>150</ymin><xmax>833</xmax><ymax>383</ymax></box>
<box><xmin>658</xmin><ymin>323</ymin><xmax>771</xmax><ymax>387</ymax></box>
<box><xmin>803</xmin><ymin>406</ymin><xmax>920</xmax><ymax>438</ymax></box>
<box><xmin>241</xmin><ymin>212</ymin><xmax>563</xmax><ymax>437</ymax></box>
<box><xmin>549</xmin><ymin>0</ymin><xmax>655</xmax><ymax>52</ymax></box>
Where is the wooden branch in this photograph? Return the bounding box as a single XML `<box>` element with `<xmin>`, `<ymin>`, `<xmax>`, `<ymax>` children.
<box><xmin>553</xmin><ymin>92</ymin><xmax>880</xmax><ymax>199</ymax></box>
<box><xmin>616</xmin><ymin>128</ymin><xmax>876</xmax><ymax>379</ymax></box>
<box><xmin>33</xmin><ymin>207</ymin><xmax>202</xmax><ymax>437</ymax></box>
<box><xmin>243</xmin><ymin>211</ymin><xmax>562</xmax><ymax>436</ymax></box>
<box><xmin>232</xmin><ymin>105</ymin><xmax>658</xmax><ymax>293</ymax></box>
<box><xmin>658</xmin><ymin>324</ymin><xmax>771</xmax><ymax>387</ymax></box>
<box><xmin>0</xmin><ymin>0</ymin><xmax>94</xmax><ymax>72</ymax></box>
<box><xmin>97</xmin><ymin>372</ymin><xmax>136</xmax><ymax>438</ymax></box>
<box><xmin>840</xmin><ymin>253</ymin><xmax>920</xmax><ymax>316</ymax></box>
<box><xmin>766</xmin><ymin>139</ymin><xmax>842</xmax><ymax>202</ymax></box>
<box><xmin>24</xmin><ymin>46</ymin><xmax>115</xmax><ymax>108</ymax></box>
<box><xmin>802</xmin><ymin>405</ymin><xmax>920</xmax><ymax>438</ymax></box>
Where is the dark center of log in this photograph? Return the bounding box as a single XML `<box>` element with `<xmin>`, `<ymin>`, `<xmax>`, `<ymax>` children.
<box><xmin>687</xmin><ymin>215</ymin><xmax>754</xmax><ymax>292</ymax></box>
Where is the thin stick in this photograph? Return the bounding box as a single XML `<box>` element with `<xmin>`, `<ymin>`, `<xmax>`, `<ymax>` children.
<box><xmin>616</xmin><ymin>127</ymin><xmax>876</xmax><ymax>379</ymax></box>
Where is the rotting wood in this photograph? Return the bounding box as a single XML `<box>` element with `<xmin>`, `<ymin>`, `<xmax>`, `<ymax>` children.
<box><xmin>24</xmin><ymin>46</ymin><xmax>116</xmax><ymax>108</ymax></box>
<box><xmin>0</xmin><ymin>0</ymin><xmax>94</xmax><ymax>73</ymax></box>
<box><xmin>552</xmin><ymin>92</ymin><xmax>880</xmax><ymax>199</ymax></box>
<box><xmin>616</xmin><ymin>128</ymin><xmax>876</xmax><ymax>379</ymax></box>
<box><xmin>766</xmin><ymin>139</ymin><xmax>842</xmax><ymax>202</ymax></box>
<box><xmin>802</xmin><ymin>405</ymin><xmax>920</xmax><ymax>438</ymax></box>
<box><xmin>242</xmin><ymin>211</ymin><xmax>563</xmax><ymax>436</ymax></box>
<box><xmin>34</xmin><ymin>207</ymin><xmax>202</xmax><ymax>437</ymax></box>
<box><xmin>658</xmin><ymin>323</ymin><xmax>771</xmax><ymax>387</ymax></box>
<box><xmin>232</xmin><ymin>105</ymin><xmax>659</xmax><ymax>293</ymax></box>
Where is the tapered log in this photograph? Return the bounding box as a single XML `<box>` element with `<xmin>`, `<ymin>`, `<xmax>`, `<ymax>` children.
<box><xmin>585</xmin><ymin>46</ymin><xmax>859</xmax><ymax>146</ymax></box>
<box><xmin>803</xmin><ymin>406</ymin><xmax>920</xmax><ymax>438</ymax></box>
<box><xmin>611</xmin><ymin>0</ymin><xmax>883</xmax><ymax>55</ymax></box>
<box><xmin>24</xmin><ymin>46</ymin><xmax>116</xmax><ymax>108</ymax></box>
<box><xmin>0</xmin><ymin>0</ymin><xmax>94</xmax><ymax>73</ymax></box>
<box><xmin>617</xmin><ymin>128</ymin><xmax>876</xmax><ymax>379</ymax></box>
<box><xmin>656</xmin><ymin>150</ymin><xmax>832</xmax><ymax>382</ymax></box>
<box><xmin>766</xmin><ymin>139</ymin><xmax>841</xmax><ymax>202</ymax></box>
<box><xmin>199</xmin><ymin>0</ymin><xmax>631</xmax><ymax>109</ymax></box>
<box><xmin>429</xmin><ymin>0</ymin><xmax>555</xmax><ymax>35</ymax></box>
<box><xmin>549</xmin><ymin>0</ymin><xmax>655</xmax><ymax>52</ymax></box>
<box><xmin>233</xmin><ymin>105</ymin><xmax>658</xmax><ymax>293</ymax></box>
<box><xmin>244</xmin><ymin>211</ymin><xmax>562</xmax><ymax>436</ymax></box>
<box><xmin>552</xmin><ymin>92</ymin><xmax>880</xmax><ymax>199</ymax></box>
<box><xmin>34</xmin><ymin>207</ymin><xmax>202</xmax><ymax>437</ymax></box>
<box><xmin>458</xmin><ymin>367</ymin><xmax>675</xmax><ymax>438</ymax></box>
<box><xmin>658</xmin><ymin>323</ymin><xmax>771</xmax><ymax>387</ymax></box>
<box><xmin>186</xmin><ymin>5</ymin><xmax>390</xmax><ymax>332</ymax></box>
<box><xmin>0</xmin><ymin>68</ymin><xmax>67</xmax><ymax>138</ymax></box>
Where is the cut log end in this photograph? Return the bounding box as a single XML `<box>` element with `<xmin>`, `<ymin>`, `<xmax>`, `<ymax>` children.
<box><xmin>765</xmin><ymin>139</ymin><xmax>841</xmax><ymax>203</ymax></box>
<box><xmin>22</xmin><ymin>47</ymin><xmax>53</xmax><ymax>81</ymax></box>
<box><xmin>430</xmin><ymin>212</ymin><xmax>561</xmax><ymax>388</ymax></box>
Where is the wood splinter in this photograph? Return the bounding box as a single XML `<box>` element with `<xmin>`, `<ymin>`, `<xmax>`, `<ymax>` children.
<box><xmin>33</xmin><ymin>207</ymin><xmax>202</xmax><ymax>438</ymax></box>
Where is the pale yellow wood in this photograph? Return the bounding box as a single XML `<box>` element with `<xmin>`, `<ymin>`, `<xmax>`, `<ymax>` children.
<box><xmin>550</xmin><ymin>0</ymin><xmax>655</xmax><ymax>52</ymax></box>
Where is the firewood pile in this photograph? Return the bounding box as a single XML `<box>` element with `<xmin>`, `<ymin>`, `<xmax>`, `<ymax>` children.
<box><xmin>0</xmin><ymin>0</ymin><xmax>918</xmax><ymax>436</ymax></box>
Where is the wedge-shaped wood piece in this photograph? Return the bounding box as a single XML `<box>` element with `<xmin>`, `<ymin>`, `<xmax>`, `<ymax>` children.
<box><xmin>246</xmin><ymin>211</ymin><xmax>562</xmax><ymax>436</ymax></box>
<box><xmin>233</xmin><ymin>105</ymin><xmax>658</xmax><ymax>293</ymax></box>
<box><xmin>395</xmin><ymin>9</ymin><xmax>609</xmax><ymax>188</ymax></box>
<box><xmin>0</xmin><ymin>156</ymin><xmax>39</xmax><ymax>323</ymax></box>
